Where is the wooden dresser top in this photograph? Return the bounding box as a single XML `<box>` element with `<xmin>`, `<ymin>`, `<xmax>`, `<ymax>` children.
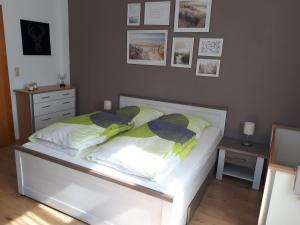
<box><xmin>14</xmin><ymin>85</ymin><xmax>75</xmax><ymax>95</ymax></box>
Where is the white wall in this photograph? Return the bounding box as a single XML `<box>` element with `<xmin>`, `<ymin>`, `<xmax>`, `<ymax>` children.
<box><xmin>0</xmin><ymin>0</ymin><xmax>70</xmax><ymax>139</ymax></box>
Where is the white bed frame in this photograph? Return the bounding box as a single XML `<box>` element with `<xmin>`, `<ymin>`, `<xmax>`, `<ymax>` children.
<box><xmin>15</xmin><ymin>95</ymin><xmax>227</xmax><ymax>225</ymax></box>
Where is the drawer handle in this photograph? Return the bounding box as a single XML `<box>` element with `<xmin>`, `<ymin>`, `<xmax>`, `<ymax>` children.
<box><xmin>62</xmin><ymin>93</ymin><xmax>70</xmax><ymax>96</ymax></box>
<box><xmin>63</xmin><ymin>113</ymin><xmax>71</xmax><ymax>116</ymax></box>
<box><xmin>41</xmin><ymin>96</ymin><xmax>50</xmax><ymax>99</ymax></box>
<box><xmin>42</xmin><ymin>118</ymin><xmax>51</xmax><ymax>121</ymax></box>
<box><xmin>42</xmin><ymin>105</ymin><xmax>51</xmax><ymax>109</ymax></box>
<box><xmin>62</xmin><ymin>101</ymin><xmax>71</xmax><ymax>105</ymax></box>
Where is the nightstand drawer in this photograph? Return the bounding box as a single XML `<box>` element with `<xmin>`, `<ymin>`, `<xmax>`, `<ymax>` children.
<box><xmin>225</xmin><ymin>151</ymin><xmax>256</xmax><ymax>169</ymax></box>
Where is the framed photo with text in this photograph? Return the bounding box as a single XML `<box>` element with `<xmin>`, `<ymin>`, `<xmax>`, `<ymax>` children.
<box><xmin>144</xmin><ymin>1</ymin><xmax>171</xmax><ymax>25</ymax></box>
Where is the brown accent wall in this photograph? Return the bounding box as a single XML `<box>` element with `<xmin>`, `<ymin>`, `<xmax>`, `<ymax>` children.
<box><xmin>69</xmin><ymin>0</ymin><xmax>300</xmax><ymax>144</ymax></box>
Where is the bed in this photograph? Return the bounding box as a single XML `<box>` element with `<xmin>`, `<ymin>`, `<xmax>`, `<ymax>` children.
<box><xmin>15</xmin><ymin>95</ymin><xmax>227</xmax><ymax>225</ymax></box>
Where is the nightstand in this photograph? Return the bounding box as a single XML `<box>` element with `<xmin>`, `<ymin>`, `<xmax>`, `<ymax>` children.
<box><xmin>216</xmin><ymin>137</ymin><xmax>269</xmax><ymax>190</ymax></box>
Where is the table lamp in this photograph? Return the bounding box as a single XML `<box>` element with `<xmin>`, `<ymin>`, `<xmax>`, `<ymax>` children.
<box><xmin>242</xmin><ymin>122</ymin><xmax>255</xmax><ymax>147</ymax></box>
<box><xmin>104</xmin><ymin>100</ymin><xmax>112</xmax><ymax>111</ymax></box>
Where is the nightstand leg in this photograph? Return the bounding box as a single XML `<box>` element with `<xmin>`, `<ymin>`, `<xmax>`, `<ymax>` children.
<box><xmin>216</xmin><ymin>149</ymin><xmax>226</xmax><ymax>180</ymax></box>
<box><xmin>253</xmin><ymin>157</ymin><xmax>264</xmax><ymax>190</ymax></box>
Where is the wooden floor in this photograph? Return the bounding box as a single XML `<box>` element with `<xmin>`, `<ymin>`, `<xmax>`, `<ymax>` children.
<box><xmin>0</xmin><ymin>145</ymin><xmax>262</xmax><ymax>225</ymax></box>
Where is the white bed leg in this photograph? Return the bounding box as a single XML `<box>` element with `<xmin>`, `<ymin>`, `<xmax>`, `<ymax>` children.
<box><xmin>161</xmin><ymin>202</ymin><xmax>172</xmax><ymax>225</ymax></box>
<box><xmin>216</xmin><ymin>149</ymin><xmax>225</xmax><ymax>180</ymax></box>
<box><xmin>15</xmin><ymin>150</ymin><xmax>25</xmax><ymax>195</ymax></box>
<box><xmin>253</xmin><ymin>157</ymin><xmax>264</xmax><ymax>190</ymax></box>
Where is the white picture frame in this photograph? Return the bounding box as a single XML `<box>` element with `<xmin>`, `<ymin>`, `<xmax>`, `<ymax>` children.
<box><xmin>144</xmin><ymin>1</ymin><xmax>171</xmax><ymax>25</ymax></box>
<box><xmin>171</xmin><ymin>37</ymin><xmax>194</xmax><ymax>68</ymax></box>
<box><xmin>174</xmin><ymin>0</ymin><xmax>212</xmax><ymax>32</ymax></box>
<box><xmin>127</xmin><ymin>3</ymin><xmax>141</xmax><ymax>26</ymax></box>
<box><xmin>198</xmin><ymin>38</ymin><xmax>223</xmax><ymax>57</ymax></box>
<box><xmin>127</xmin><ymin>30</ymin><xmax>168</xmax><ymax>66</ymax></box>
<box><xmin>196</xmin><ymin>58</ymin><xmax>220</xmax><ymax>77</ymax></box>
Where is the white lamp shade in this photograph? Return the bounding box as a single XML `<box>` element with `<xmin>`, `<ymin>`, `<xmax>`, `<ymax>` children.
<box><xmin>243</xmin><ymin>122</ymin><xmax>255</xmax><ymax>136</ymax></box>
<box><xmin>104</xmin><ymin>100</ymin><xmax>112</xmax><ymax>111</ymax></box>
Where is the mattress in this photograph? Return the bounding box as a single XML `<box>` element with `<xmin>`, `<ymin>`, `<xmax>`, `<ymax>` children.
<box><xmin>22</xmin><ymin>127</ymin><xmax>222</xmax><ymax>224</ymax></box>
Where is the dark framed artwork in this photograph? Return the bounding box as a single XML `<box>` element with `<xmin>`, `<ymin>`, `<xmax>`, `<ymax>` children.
<box><xmin>20</xmin><ymin>19</ymin><xmax>51</xmax><ymax>55</ymax></box>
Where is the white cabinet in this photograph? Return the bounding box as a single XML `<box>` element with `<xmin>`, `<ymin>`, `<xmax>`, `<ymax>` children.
<box><xmin>258</xmin><ymin>125</ymin><xmax>300</xmax><ymax>225</ymax></box>
<box><xmin>15</xmin><ymin>85</ymin><xmax>76</xmax><ymax>140</ymax></box>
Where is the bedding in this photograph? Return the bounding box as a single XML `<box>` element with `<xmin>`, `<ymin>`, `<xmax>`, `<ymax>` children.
<box><xmin>116</xmin><ymin>106</ymin><xmax>164</xmax><ymax>127</ymax></box>
<box><xmin>159</xmin><ymin>113</ymin><xmax>211</xmax><ymax>137</ymax></box>
<box><xmin>86</xmin><ymin>119</ymin><xmax>197</xmax><ymax>180</ymax></box>
<box><xmin>29</xmin><ymin>111</ymin><xmax>133</xmax><ymax>155</ymax></box>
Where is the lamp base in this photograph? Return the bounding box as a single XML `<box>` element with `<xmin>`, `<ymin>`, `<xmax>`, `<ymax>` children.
<box><xmin>241</xmin><ymin>141</ymin><xmax>253</xmax><ymax>147</ymax></box>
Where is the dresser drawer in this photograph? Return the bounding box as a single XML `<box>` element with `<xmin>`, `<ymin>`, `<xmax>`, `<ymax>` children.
<box><xmin>33</xmin><ymin>89</ymin><xmax>75</xmax><ymax>103</ymax></box>
<box><xmin>225</xmin><ymin>151</ymin><xmax>257</xmax><ymax>169</ymax></box>
<box><xmin>35</xmin><ymin>109</ymin><xmax>75</xmax><ymax>130</ymax></box>
<box><xmin>34</xmin><ymin>97</ymin><xmax>75</xmax><ymax>116</ymax></box>
<box><xmin>35</xmin><ymin>114</ymin><xmax>57</xmax><ymax>130</ymax></box>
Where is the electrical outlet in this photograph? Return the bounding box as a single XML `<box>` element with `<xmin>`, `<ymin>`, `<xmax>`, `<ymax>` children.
<box><xmin>15</xmin><ymin>67</ymin><xmax>20</xmax><ymax>77</ymax></box>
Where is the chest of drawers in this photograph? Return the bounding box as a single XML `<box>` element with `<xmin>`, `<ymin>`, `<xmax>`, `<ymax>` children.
<box><xmin>15</xmin><ymin>85</ymin><xmax>76</xmax><ymax>141</ymax></box>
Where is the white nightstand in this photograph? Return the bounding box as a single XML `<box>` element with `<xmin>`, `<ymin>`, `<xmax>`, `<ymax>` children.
<box><xmin>216</xmin><ymin>137</ymin><xmax>269</xmax><ymax>190</ymax></box>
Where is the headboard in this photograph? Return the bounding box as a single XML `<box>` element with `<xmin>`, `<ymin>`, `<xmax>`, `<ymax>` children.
<box><xmin>119</xmin><ymin>95</ymin><xmax>227</xmax><ymax>135</ymax></box>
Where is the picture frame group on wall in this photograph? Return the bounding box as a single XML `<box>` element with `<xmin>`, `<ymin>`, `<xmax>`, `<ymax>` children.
<box><xmin>196</xmin><ymin>38</ymin><xmax>223</xmax><ymax>77</ymax></box>
<box><xmin>127</xmin><ymin>30</ymin><xmax>168</xmax><ymax>66</ymax></box>
<box><xmin>126</xmin><ymin>0</ymin><xmax>224</xmax><ymax>76</ymax></box>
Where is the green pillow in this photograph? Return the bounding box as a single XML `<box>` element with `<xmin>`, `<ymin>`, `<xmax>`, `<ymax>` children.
<box><xmin>159</xmin><ymin>113</ymin><xmax>211</xmax><ymax>136</ymax></box>
<box><xmin>116</xmin><ymin>106</ymin><xmax>164</xmax><ymax>127</ymax></box>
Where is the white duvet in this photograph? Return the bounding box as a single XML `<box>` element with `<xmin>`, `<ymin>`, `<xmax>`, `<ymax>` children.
<box><xmin>86</xmin><ymin>135</ymin><xmax>182</xmax><ymax>180</ymax></box>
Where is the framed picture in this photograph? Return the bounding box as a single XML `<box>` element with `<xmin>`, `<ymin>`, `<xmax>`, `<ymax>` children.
<box><xmin>127</xmin><ymin>30</ymin><xmax>168</xmax><ymax>66</ymax></box>
<box><xmin>20</xmin><ymin>19</ymin><xmax>51</xmax><ymax>55</ymax></box>
<box><xmin>171</xmin><ymin>37</ymin><xmax>194</xmax><ymax>68</ymax></box>
<box><xmin>144</xmin><ymin>1</ymin><xmax>171</xmax><ymax>25</ymax></box>
<box><xmin>196</xmin><ymin>59</ymin><xmax>220</xmax><ymax>77</ymax></box>
<box><xmin>199</xmin><ymin>38</ymin><xmax>223</xmax><ymax>57</ymax></box>
<box><xmin>174</xmin><ymin>0</ymin><xmax>212</xmax><ymax>32</ymax></box>
<box><xmin>127</xmin><ymin>3</ymin><xmax>141</xmax><ymax>26</ymax></box>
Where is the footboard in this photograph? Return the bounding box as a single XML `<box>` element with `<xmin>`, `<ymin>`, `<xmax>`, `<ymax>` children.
<box><xmin>15</xmin><ymin>150</ymin><xmax>172</xmax><ymax>225</ymax></box>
